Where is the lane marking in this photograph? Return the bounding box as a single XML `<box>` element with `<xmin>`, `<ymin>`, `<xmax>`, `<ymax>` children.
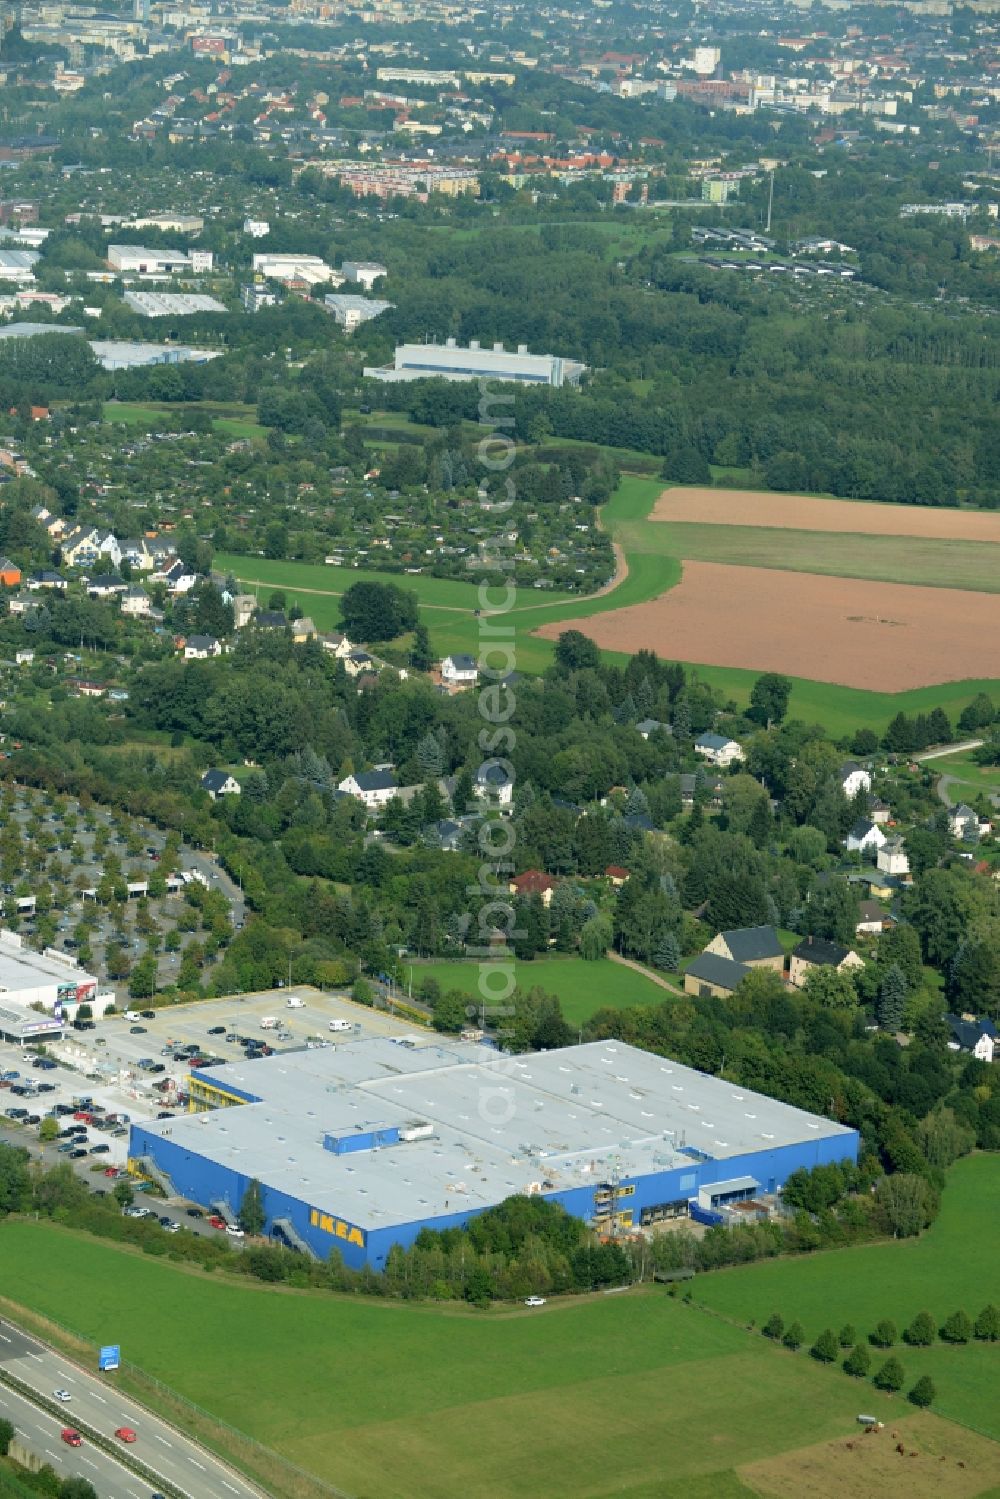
<box><xmin>81</xmin><ymin>1457</ymin><xmax>99</xmax><ymax>1470</ymax></box>
<box><xmin>189</xmin><ymin>1458</ymin><xmax>206</xmax><ymax>1470</ymax></box>
<box><xmin>222</xmin><ymin>1482</ymin><xmax>239</xmax><ymax>1493</ymax></box>
<box><xmin>154</xmin><ymin>1433</ymin><xmax>171</xmax><ymax>1445</ymax></box>
<box><xmin>90</xmin><ymin>1392</ymin><xmax>106</xmax><ymax>1403</ymax></box>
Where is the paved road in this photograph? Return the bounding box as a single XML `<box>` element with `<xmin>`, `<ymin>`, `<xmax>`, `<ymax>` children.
<box><xmin>0</xmin><ymin>1375</ymin><xmax>147</xmax><ymax>1499</ymax></box>
<box><xmin>914</xmin><ymin>738</ymin><xmax>984</xmax><ymax>763</ymax></box>
<box><xmin>0</xmin><ymin>1317</ymin><xmax>263</xmax><ymax>1498</ymax></box>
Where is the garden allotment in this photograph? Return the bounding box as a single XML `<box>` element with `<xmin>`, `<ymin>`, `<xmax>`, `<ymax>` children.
<box><xmin>129</xmin><ymin>1038</ymin><xmax>858</xmax><ymax>1269</ymax></box>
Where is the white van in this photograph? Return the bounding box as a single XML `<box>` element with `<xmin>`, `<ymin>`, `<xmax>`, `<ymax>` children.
<box><xmin>124</xmin><ymin>1010</ymin><xmax>141</xmax><ymax>1022</ymax></box>
<box><xmin>286</xmin><ymin>996</ymin><xmax>304</xmax><ymax>1009</ymax></box>
<box><xmin>260</xmin><ymin>1016</ymin><xmax>278</xmax><ymax>1030</ymax></box>
<box><xmin>329</xmin><ymin>1018</ymin><xmax>352</xmax><ymax>1033</ymax></box>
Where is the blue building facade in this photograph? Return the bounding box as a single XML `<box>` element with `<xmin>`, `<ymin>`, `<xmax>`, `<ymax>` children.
<box><xmin>129</xmin><ymin>1120</ymin><xmax>859</xmax><ymax>1272</ymax></box>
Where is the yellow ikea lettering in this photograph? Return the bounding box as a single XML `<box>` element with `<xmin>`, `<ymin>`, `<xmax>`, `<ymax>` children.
<box><xmin>335</xmin><ymin>1220</ymin><xmax>347</xmax><ymax>1239</ymax></box>
<box><xmin>348</xmin><ymin>1226</ymin><xmax>365</xmax><ymax>1247</ymax></box>
<box><xmin>309</xmin><ymin>1208</ymin><xmax>365</xmax><ymax>1246</ymax></box>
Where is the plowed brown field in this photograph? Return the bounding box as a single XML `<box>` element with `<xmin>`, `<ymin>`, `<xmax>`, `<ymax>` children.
<box><xmin>652</xmin><ymin>487</ymin><xmax>1000</xmax><ymax>542</ymax></box>
<box><xmin>535</xmin><ymin>562</ymin><xmax>1000</xmax><ymax>690</ymax></box>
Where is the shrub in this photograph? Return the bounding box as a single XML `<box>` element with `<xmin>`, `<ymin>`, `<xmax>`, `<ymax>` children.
<box><xmin>908</xmin><ymin>1376</ymin><xmax>936</xmax><ymax>1408</ymax></box>
<box><xmin>904</xmin><ymin>1310</ymin><xmax>936</xmax><ymax>1347</ymax></box>
<box><xmin>873</xmin><ymin>1357</ymin><xmax>905</xmax><ymax>1393</ymax></box>
<box><xmin>810</xmin><ymin>1328</ymin><xmax>838</xmax><ymax>1363</ymax></box>
<box><xmin>940</xmin><ymin>1310</ymin><xmax>972</xmax><ymax>1344</ymax></box>
<box><xmin>843</xmin><ymin>1344</ymin><xmax>871</xmax><ymax>1378</ymax></box>
<box><xmin>870</xmin><ymin>1319</ymin><xmax>897</xmax><ymax>1348</ymax></box>
<box><xmin>782</xmin><ymin>1320</ymin><xmax>804</xmax><ymax>1351</ymax></box>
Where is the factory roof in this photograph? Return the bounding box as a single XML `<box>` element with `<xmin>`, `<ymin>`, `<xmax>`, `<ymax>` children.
<box><xmin>0</xmin><ymin>934</ymin><xmax>96</xmax><ymax>994</ymax></box>
<box><xmin>0</xmin><ymin>322</ymin><xmax>84</xmax><ymax>340</ymax></box>
<box><xmin>123</xmin><ymin>292</ymin><xmax>227</xmax><ymax>317</ymax></box>
<box><xmin>136</xmin><ymin>1039</ymin><xmax>854</xmax><ymax>1230</ymax></box>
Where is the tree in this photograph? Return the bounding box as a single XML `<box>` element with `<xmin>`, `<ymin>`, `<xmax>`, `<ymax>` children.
<box><xmin>239</xmin><ymin>1178</ymin><xmax>266</xmax><ymax>1236</ymax></box>
<box><xmin>653</xmin><ymin>931</ymin><xmax>680</xmax><ymax>973</ymax></box>
<box><xmin>802</xmin><ymin>964</ymin><xmax>858</xmax><ymax>1010</ymax></box>
<box><xmin>877</xmin><ymin>964</ymin><xmax>908</xmax><ymax>1032</ymax></box>
<box><xmin>940</xmin><ymin>1309</ymin><xmax>972</xmax><ymax>1344</ymax></box>
<box><xmin>873</xmin><ymin>1357</ymin><xmax>905</xmax><ymax>1393</ymax></box>
<box><xmin>0</xmin><ymin>1417</ymin><xmax>13</xmax><ymax>1455</ymax></box>
<box><xmin>908</xmin><ymin>1375</ymin><xmax>936</xmax><ymax>1408</ymax></box>
<box><xmin>843</xmin><ymin>1344</ymin><xmax>870</xmax><ymax>1378</ymax></box>
<box><xmin>128</xmin><ymin>954</ymin><xmax>157</xmax><ymax>999</ymax></box>
<box><xmin>904</xmin><ymin>1311</ymin><xmax>936</xmax><ymax>1347</ymax></box>
<box><xmin>782</xmin><ymin>1320</ymin><xmax>804</xmax><ymax>1351</ymax></box>
<box><xmin>762</xmin><ymin>1312</ymin><xmax>784</xmax><ymax>1340</ymax></box>
<box><xmin>39</xmin><ymin>1116</ymin><xmax>59</xmax><ymax>1143</ymax></box>
<box><xmin>580</xmin><ymin>915</ymin><xmax>612</xmax><ymax>961</ymax></box>
<box><xmin>58</xmin><ymin>1481</ymin><xmax>98</xmax><ymax>1499</ymax></box>
<box><xmin>410</xmin><ymin>622</ymin><xmax>433</xmax><ymax>672</ymax></box>
<box><xmin>749</xmin><ymin>673</ymin><xmax>792</xmax><ymax>726</ymax></box>
<box><xmin>113</xmin><ymin>1179</ymin><xmax>134</xmax><ymax>1208</ymax></box>
<box><xmin>339</xmin><ymin>581</ymin><xmax>418</xmax><ymax>642</ymax></box>
<box><xmin>874</xmin><ymin>1174</ymin><xmax>935</xmax><ymax>1239</ymax></box>
<box><xmin>838</xmin><ymin>1323</ymin><xmax>856</xmax><ymax>1348</ymax></box>
<box><xmin>974</xmin><ymin>1304</ymin><xmax>1000</xmax><ymax>1342</ymax></box>
<box><xmin>432</xmin><ymin>989</ymin><xmax>469</xmax><ymax>1034</ymax></box>
<box><xmin>810</xmin><ymin>1328</ymin><xmax>838</xmax><ymax>1363</ymax></box>
<box><xmin>870</xmin><ymin>1319</ymin><xmax>897</xmax><ymax>1348</ymax></box>
<box><xmin>554</xmin><ymin>629</ymin><xmax>600</xmax><ymax>673</ymax></box>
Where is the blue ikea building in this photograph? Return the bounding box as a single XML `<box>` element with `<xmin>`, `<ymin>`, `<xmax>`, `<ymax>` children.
<box><xmin>128</xmin><ymin>1039</ymin><xmax>859</xmax><ymax>1268</ymax></box>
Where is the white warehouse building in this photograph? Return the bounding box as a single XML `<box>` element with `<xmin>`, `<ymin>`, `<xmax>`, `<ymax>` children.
<box><xmin>364</xmin><ymin>338</ymin><xmax>587</xmax><ymax>387</ymax></box>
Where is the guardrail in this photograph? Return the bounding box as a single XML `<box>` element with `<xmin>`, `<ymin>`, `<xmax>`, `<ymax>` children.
<box><xmin>0</xmin><ymin>1364</ymin><xmax>191</xmax><ymax>1498</ymax></box>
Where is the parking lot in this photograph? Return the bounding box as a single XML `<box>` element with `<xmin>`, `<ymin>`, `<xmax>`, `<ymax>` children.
<box><xmin>0</xmin><ymin>987</ymin><xmax>421</xmax><ymax>1227</ymax></box>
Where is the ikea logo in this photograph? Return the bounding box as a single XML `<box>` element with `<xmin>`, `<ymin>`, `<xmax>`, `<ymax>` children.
<box><xmin>310</xmin><ymin>1208</ymin><xmax>366</xmax><ymax>1247</ymax></box>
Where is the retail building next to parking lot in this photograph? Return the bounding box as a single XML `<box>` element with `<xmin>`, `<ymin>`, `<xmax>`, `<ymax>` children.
<box><xmin>128</xmin><ymin>1038</ymin><xmax>858</xmax><ymax>1269</ymax></box>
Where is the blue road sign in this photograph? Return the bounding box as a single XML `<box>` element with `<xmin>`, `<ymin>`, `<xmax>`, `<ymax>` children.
<box><xmin>98</xmin><ymin>1345</ymin><xmax>120</xmax><ymax>1371</ymax></box>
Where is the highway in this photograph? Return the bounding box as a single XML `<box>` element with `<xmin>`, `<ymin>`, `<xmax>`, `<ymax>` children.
<box><xmin>0</xmin><ymin>1377</ymin><xmax>145</xmax><ymax>1499</ymax></box>
<box><xmin>0</xmin><ymin>1318</ymin><xmax>263</xmax><ymax>1499</ymax></box>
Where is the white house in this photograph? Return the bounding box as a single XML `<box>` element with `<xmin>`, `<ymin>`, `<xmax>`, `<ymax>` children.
<box><xmin>341</xmin><ymin>259</ymin><xmax>388</xmax><ymax>290</ymax></box>
<box><xmin>183</xmin><ymin>634</ymin><xmax>221</xmax><ymax>660</ymax></box>
<box><xmin>201</xmin><ymin>769</ymin><xmax>241</xmax><ymax>800</ymax></box>
<box><xmin>475</xmin><ymin>761</ymin><xmax>514</xmax><ymax>808</ymax></box>
<box><xmin>949</xmin><ymin>803</ymin><xmax>986</xmax><ymax>839</ymax></box>
<box><xmin>120</xmin><ymin>586</ymin><xmax>152</xmax><ymax>618</ymax></box>
<box><xmin>839</xmin><ymin>761</ymin><xmax>872</xmax><ymax>798</ymax></box>
<box><xmin>877</xmin><ymin>837</ymin><xmax>910</xmax><ymax>877</ymax></box>
<box><xmin>318</xmin><ymin>630</ymin><xmax>353</xmax><ymax>659</ymax></box>
<box><xmin>441</xmin><ymin>653</ymin><xmax>479</xmax><ymax>688</ymax></box>
<box><xmin>338</xmin><ymin>769</ymin><xmax>399</xmax><ymax>809</ymax></box>
<box><xmin>845</xmin><ymin>818</ymin><xmax>886</xmax><ymax>854</ymax></box>
<box><xmin>244</xmin><ymin>218</ymin><xmax>270</xmax><ymax>238</ymax></box>
<box><xmin>945</xmin><ymin>1014</ymin><xmax>996</xmax><ymax>1063</ymax></box>
<box><xmin>97</xmin><ymin>532</ymin><xmax>122</xmax><ymax>570</ymax></box>
<box><xmin>695</xmin><ymin>733</ymin><xmax>744</xmax><ymax>768</ymax></box>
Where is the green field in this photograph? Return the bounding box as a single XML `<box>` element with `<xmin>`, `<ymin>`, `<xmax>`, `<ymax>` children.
<box><xmin>0</xmin><ymin>1220</ymin><xmax>979</xmax><ymax>1499</ymax></box>
<box><xmin>406</xmin><ymin>955</ymin><xmax>673</xmax><ymax>1026</ymax></box>
<box><xmin>690</xmin><ymin>1154</ymin><xmax>1000</xmax><ymax>1438</ymax></box>
<box><xmin>926</xmin><ymin>750</ymin><xmax>1000</xmax><ymax>806</ymax></box>
<box><xmin>103</xmin><ymin>401</ymin><xmax>266</xmax><ymax>440</ymax></box>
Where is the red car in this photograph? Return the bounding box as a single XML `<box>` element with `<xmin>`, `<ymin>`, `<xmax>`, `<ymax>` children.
<box><xmin>103</xmin><ymin>1166</ymin><xmax>121</xmax><ymax>1178</ymax></box>
<box><xmin>114</xmin><ymin>1427</ymin><xmax>137</xmax><ymax>1444</ymax></box>
<box><xmin>60</xmin><ymin>1429</ymin><xmax>82</xmax><ymax>1447</ymax></box>
<box><xmin>73</xmin><ymin>1111</ymin><xmax>93</xmax><ymax>1123</ymax></box>
<box><xmin>207</xmin><ymin>1214</ymin><xmax>226</xmax><ymax>1230</ymax></box>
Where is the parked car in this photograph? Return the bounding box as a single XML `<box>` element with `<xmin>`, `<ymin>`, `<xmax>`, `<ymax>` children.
<box><xmin>89</xmin><ymin>1144</ymin><xmax>110</xmax><ymax>1155</ymax></box>
<box><xmin>207</xmin><ymin>1215</ymin><xmax>226</xmax><ymax>1230</ymax></box>
<box><xmin>524</xmin><ymin>1296</ymin><xmax>547</xmax><ymax>1307</ymax></box>
<box><xmin>68</xmin><ymin>1148</ymin><xmax>87</xmax><ymax>1159</ymax></box>
<box><xmin>226</xmin><ymin>1224</ymin><xmax>245</xmax><ymax>1238</ymax></box>
<box><xmin>208</xmin><ymin>1026</ymin><xmax>226</xmax><ymax>1035</ymax></box>
<box><xmin>129</xmin><ymin>1026</ymin><xmax>146</xmax><ymax>1034</ymax></box>
<box><xmin>185</xmin><ymin>1207</ymin><xmax>203</xmax><ymax>1219</ymax></box>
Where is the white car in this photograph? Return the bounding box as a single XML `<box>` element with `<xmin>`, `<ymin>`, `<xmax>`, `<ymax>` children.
<box><xmin>53</xmin><ymin>1389</ymin><xmax>72</xmax><ymax>1402</ymax></box>
<box><xmin>226</xmin><ymin>1224</ymin><xmax>245</xmax><ymax>1238</ymax></box>
<box><xmin>524</xmin><ymin>1296</ymin><xmax>546</xmax><ymax>1308</ymax></box>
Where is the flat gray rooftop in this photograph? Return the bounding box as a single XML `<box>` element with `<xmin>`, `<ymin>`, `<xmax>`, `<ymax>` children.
<box><xmin>137</xmin><ymin>1040</ymin><xmax>854</xmax><ymax>1230</ymax></box>
<box><xmin>0</xmin><ymin>939</ymin><xmax>95</xmax><ymax>993</ymax></box>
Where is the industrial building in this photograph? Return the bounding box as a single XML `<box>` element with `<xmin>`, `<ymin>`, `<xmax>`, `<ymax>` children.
<box><xmin>324</xmin><ymin>294</ymin><xmax>394</xmax><ymax>332</ymax></box>
<box><xmin>107</xmin><ymin>245</ymin><xmax>213</xmax><ymax>275</ymax></box>
<box><xmin>364</xmin><ymin>338</ymin><xmax>587</xmax><ymax>387</ymax></box>
<box><xmin>0</xmin><ymin>930</ymin><xmax>98</xmax><ymax>1017</ymax></box>
<box><xmin>89</xmin><ymin>341</ymin><xmax>221</xmax><ymax>371</ymax></box>
<box><xmin>129</xmin><ymin>1038</ymin><xmax>858</xmax><ymax>1269</ymax></box>
<box><xmin>123</xmin><ymin>292</ymin><xmax>227</xmax><ymax>317</ymax></box>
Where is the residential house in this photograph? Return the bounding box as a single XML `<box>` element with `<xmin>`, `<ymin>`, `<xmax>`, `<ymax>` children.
<box><xmin>508</xmin><ymin>870</ymin><xmax>555</xmax><ymax>905</ymax></box>
<box><xmin>120</xmin><ymin>587</ymin><xmax>152</xmax><ymax>618</ymax></box>
<box><xmin>6</xmin><ymin>593</ymin><xmax>34</xmax><ymax>616</ymax></box>
<box><xmin>949</xmin><ymin>803</ymin><xmax>982</xmax><ymax>838</ymax></box>
<box><xmin>441</xmin><ymin>653</ymin><xmax>479</xmax><ymax>688</ymax></box>
<box><xmin>877</xmin><ymin>837</ymin><xmax>910</xmax><ymax>877</ymax></box>
<box><xmin>944</xmin><ymin>1014</ymin><xmax>996</xmax><ymax>1063</ymax></box>
<box><xmin>0</xmin><ymin>558</ymin><xmax>21</xmax><ymax>587</ymax></box>
<box><xmin>344</xmin><ymin>649</ymin><xmax>376</xmax><ymax>679</ymax></box>
<box><xmin>694</xmin><ymin>732</ymin><xmax>744</xmax><ymax>767</ymax></box>
<box><xmin>684</xmin><ymin>952</ymin><xmax>750</xmax><ymax>999</ymax></box>
<box><xmin>291</xmin><ymin>616</ymin><xmax>318</xmax><ymax>642</ymax></box>
<box><xmin>160</xmin><ymin>558</ymin><xmax>197</xmax><ymax>595</ymax></box>
<box><xmin>120</xmin><ymin>538</ymin><xmax>154</xmax><ymax>572</ymax></box>
<box><xmin>338</xmin><ymin>769</ymin><xmax>400</xmax><ymax>809</ymax></box>
<box><xmin>318</xmin><ymin>629</ymin><xmax>353</xmax><ymax>659</ymax></box>
<box><xmin>680</xmin><ymin>773</ymin><xmax>724</xmax><ymax>808</ymax></box>
<box><xmin>605</xmin><ymin>865</ymin><xmax>631</xmax><ymax>886</ymax></box>
<box><xmin>183</xmin><ymin>634</ymin><xmax>222</xmax><ymax>660</ymax></box>
<box><xmin>26</xmin><ymin>570</ymin><xmax>67</xmax><ymax>591</ymax></box>
<box><xmin>839</xmin><ymin>761</ymin><xmax>872</xmax><ymax>798</ymax></box>
<box><xmin>870</xmin><ymin>797</ymin><xmax>892</xmax><ymax>825</ymax></box>
<box><xmin>704</xmin><ymin>925</ymin><xmax>784</xmax><ymax>971</ymax></box>
<box><xmin>856</xmin><ymin>869</ymin><xmax>904</xmax><ymax>902</ymax></box>
<box><xmin>60</xmin><ymin>525</ymin><xmax>101</xmax><ymax>567</ymax></box>
<box><xmin>87</xmin><ymin>575</ymin><xmax>127</xmax><ymax>599</ymax></box>
<box><xmin>855</xmin><ymin>899</ymin><xmax>893</xmax><ymax>935</ymax></box>
<box><xmin>15</xmin><ymin>649</ymin><xmax>34</xmax><ymax>666</ymax></box>
<box><xmin>201</xmin><ymin>769</ymin><xmax>241</xmax><ymax>800</ymax></box>
<box><xmin>232</xmin><ymin>594</ymin><xmax>256</xmax><ymax>629</ymax></box>
<box><xmin>475</xmin><ymin>761</ymin><xmax>514</xmax><ymax>808</ymax></box>
<box><xmin>636</xmin><ymin>718</ymin><xmax>670</xmax><ymax>740</ymax></box>
<box><xmin>845</xmin><ymin>818</ymin><xmax>887</xmax><ymax>854</ymax></box>
<box><xmin>96</xmin><ymin>532</ymin><xmax>122</xmax><ymax>570</ymax></box>
<box><xmin>252</xmin><ymin>609</ymin><xmax>287</xmax><ymax>631</ymax></box>
<box><xmin>425</xmin><ymin>816</ymin><xmax>479</xmax><ymax>852</ymax></box>
<box><xmin>789</xmin><ymin>935</ymin><xmax>864</xmax><ymax>989</ymax></box>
